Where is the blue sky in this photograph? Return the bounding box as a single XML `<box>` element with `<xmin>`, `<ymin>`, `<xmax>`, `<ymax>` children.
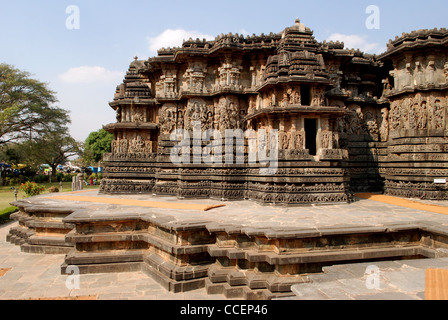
<box><xmin>1</xmin><ymin>0</ymin><xmax>447</xmax><ymax>142</ymax></box>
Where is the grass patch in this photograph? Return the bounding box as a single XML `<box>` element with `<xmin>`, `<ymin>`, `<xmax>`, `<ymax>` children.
<box><xmin>0</xmin><ymin>206</ymin><xmax>18</xmax><ymax>224</ymax></box>
<box><xmin>0</xmin><ymin>182</ymin><xmax>99</xmax><ymax>213</ymax></box>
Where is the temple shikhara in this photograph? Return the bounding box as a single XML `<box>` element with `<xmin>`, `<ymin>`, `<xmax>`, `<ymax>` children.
<box><xmin>101</xmin><ymin>19</ymin><xmax>448</xmax><ymax>203</ymax></box>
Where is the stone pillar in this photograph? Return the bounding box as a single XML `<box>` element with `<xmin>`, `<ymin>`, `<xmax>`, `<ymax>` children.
<box><xmin>72</xmin><ymin>173</ymin><xmax>84</xmax><ymax>192</ymax></box>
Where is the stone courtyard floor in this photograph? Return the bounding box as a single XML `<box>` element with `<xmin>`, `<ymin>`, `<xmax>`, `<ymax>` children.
<box><xmin>1</xmin><ymin>190</ymin><xmax>448</xmax><ymax>300</ymax></box>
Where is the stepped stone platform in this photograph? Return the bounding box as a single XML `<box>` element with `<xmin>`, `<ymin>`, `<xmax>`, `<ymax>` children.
<box><xmin>6</xmin><ymin>190</ymin><xmax>448</xmax><ymax>300</ymax></box>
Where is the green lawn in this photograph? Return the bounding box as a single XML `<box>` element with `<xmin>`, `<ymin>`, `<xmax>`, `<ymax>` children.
<box><xmin>0</xmin><ymin>181</ymin><xmax>100</xmax><ymax>212</ymax></box>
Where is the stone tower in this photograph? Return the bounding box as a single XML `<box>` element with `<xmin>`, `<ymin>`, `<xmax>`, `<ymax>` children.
<box><xmin>100</xmin><ymin>21</ymin><xmax>448</xmax><ymax>203</ymax></box>
<box><xmin>378</xmin><ymin>28</ymin><xmax>448</xmax><ymax>199</ymax></box>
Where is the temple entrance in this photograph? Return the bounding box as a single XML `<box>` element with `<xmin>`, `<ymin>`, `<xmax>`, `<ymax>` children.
<box><xmin>304</xmin><ymin>118</ymin><xmax>318</xmax><ymax>156</ymax></box>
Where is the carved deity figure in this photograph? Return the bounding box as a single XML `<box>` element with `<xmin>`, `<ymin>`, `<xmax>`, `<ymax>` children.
<box><xmin>134</xmin><ymin>112</ymin><xmax>144</xmax><ymax>123</ymax></box>
<box><xmin>320</xmin><ymin>131</ymin><xmax>332</xmax><ymax>149</ymax></box>
<box><xmin>285</xmin><ymin>88</ymin><xmax>300</xmax><ymax>105</ymax></box>
<box><xmin>418</xmin><ymin>102</ymin><xmax>428</xmax><ymax>129</ymax></box>
<box><xmin>409</xmin><ymin>104</ymin><xmax>418</xmax><ymax>129</ymax></box>
<box><xmin>364</xmin><ymin>110</ymin><xmax>379</xmax><ymax>138</ymax></box>
<box><xmin>379</xmin><ymin>108</ymin><xmax>389</xmax><ymax>141</ymax></box>
<box><xmin>128</xmin><ymin>136</ymin><xmax>146</xmax><ymax>153</ymax></box>
<box><xmin>218</xmin><ymin>97</ymin><xmax>241</xmax><ymax>130</ymax></box>
<box><xmin>434</xmin><ymin>99</ymin><xmax>445</xmax><ymax>129</ymax></box>
<box><xmin>292</xmin><ymin>132</ymin><xmax>305</xmax><ymax>150</ymax></box>
<box><xmin>161</xmin><ymin>109</ymin><xmax>175</xmax><ymax>134</ymax></box>
<box><xmin>390</xmin><ymin>102</ymin><xmax>401</xmax><ymax>130</ymax></box>
<box><xmin>185</xmin><ymin>99</ymin><xmax>211</xmax><ymax>131</ymax></box>
<box><xmin>347</xmin><ymin>106</ymin><xmax>364</xmax><ymax>135</ymax></box>
<box><xmin>280</xmin><ymin>132</ymin><xmax>290</xmax><ymax>150</ymax></box>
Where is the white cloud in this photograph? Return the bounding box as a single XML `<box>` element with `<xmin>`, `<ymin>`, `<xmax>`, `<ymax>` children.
<box><xmin>327</xmin><ymin>33</ymin><xmax>386</xmax><ymax>55</ymax></box>
<box><xmin>59</xmin><ymin>66</ymin><xmax>124</xmax><ymax>84</ymax></box>
<box><xmin>147</xmin><ymin>29</ymin><xmax>215</xmax><ymax>53</ymax></box>
<box><xmin>55</xmin><ymin>66</ymin><xmax>124</xmax><ymax>141</ymax></box>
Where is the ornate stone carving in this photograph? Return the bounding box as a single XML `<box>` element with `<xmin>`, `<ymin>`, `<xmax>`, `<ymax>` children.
<box><xmin>184</xmin><ymin>61</ymin><xmax>207</xmax><ymax>93</ymax></box>
<box><xmin>111</xmin><ymin>138</ymin><xmax>129</xmax><ymax>154</ymax></box>
<box><xmin>156</xmin><ymin>68</ymin><xmax>177</xmax><ymax>98</ymax></box>
<box><xmin>184</xmin><ymin>98</ymin><xmax>212</xmax><ymax>131</ymax></box>
<box><xmin>215</xmin><ymin>57</ymin><xmax>242</xmax><ymax>91</ymax></box>
<box><xmin>285</xmin><ymin>87</ymin><xmax>301</xmax><ymax>105</ymax></box>
<box><xmin>160</xmin><ymin>104</ymin><xmax>177</xmax><ymax>134</ymax></box>
<box><xmin>389</xmin><ymin>102</ymin><xmax>401</xmax><ymax>130</ymax></box>
<box><xmin>379</xmin><ymin>107</ymin><xmax>389</xmax><ymax>141</ymax></box>
<box><xmin>128</xmin><ymin>136</ymin><xmax>146</xmax><ymax>153</ymax></box>
<box><xmin>279</xmin><ymin>132</ymin><xmax>291</xmax><ymax>150</ymax></box>
<box><xmin>102</xmin><ymin>22</ymin><xmax>448</xmax><ymax>204</ymax></box>
<box><xmin>320</xmin><ymin>130</ymin><xmax>332</xmax><ymax>149</ymax></box>
<box><xmin>291</xmin><ymin>131</ymin><xmax>305</xmax><ymax>150</ymax></box>
<box><xmin>432</xmin><ymin>98</ymin><xmax>445</xmax><ymax>129</ymax></box>
<box><xmin>218</xmin><ymin>96</ymin><xmax>242</xmax><ymax>130</ymax></box>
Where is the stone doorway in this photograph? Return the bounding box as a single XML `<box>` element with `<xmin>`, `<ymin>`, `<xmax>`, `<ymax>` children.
<box><xmin>304</xmin><ymin>118</ymin><xmax>318</xmax><ymax>156</ymax></box>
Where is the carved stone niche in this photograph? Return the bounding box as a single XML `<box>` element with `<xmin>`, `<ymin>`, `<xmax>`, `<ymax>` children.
<box><xmin>160</xmin><ymin>103</ymin><xmax>177</xmax><ymax>134</ymax></box>
<box><xmin>319</xmin><ymin>130</ymin><xmax>333</xmax><ymax>149</ymax></box>
<box><xmin>217</xmin><ymin>96</ymin><xmax>243</xmax><ymax>131</ymax></box>
<box><xmin>279</xmin><ymin>131</ymin><xmax>291</xmax><ymax>150</ymax></box>
<box><xmin>379</xmin><ymin>107</ymin><xmax>389</xmax><ymax>142</ymax></box>
<box><xmin>215</xmin><ymin>56</ymin><xmax>243</xmax><ymax>91</ymax></box>
<box><xmin>128</xmin><ymin>134</ymin><xmax>152</xmax><ymax>154</ymax></box>
<box><xmin>184</xmin><ymin>61</ymin><xmax>207</xmax><ymax>93</ymax></box>
<box><xmin>282</xmin><ymin>87</ymin><xmax>301</xmax><ymax>106</ymax></box>
<box><xmin>363</xmin><ymin>107</ymin><xmax>380</xmax><ymax>141</ymax></box>
<box><xmin>311</xmin><ymin>86</ymin><xmax>326</xmax><ymax>106</ymax></box>
<box><xmin>428</xmin><ymin>96</ymin><xmax>446</xmax><ymax>130</ymax></box>
<box><xmin>156</xmin><ymin>67</ymin><xmax>177</xmax><ymax>98</ymax></box>
<box><xmin>291</xmin><ymin>131</ymin><xmax>305</xmax><ymax>150</ymax></box>
<box><xmin>346</xmin><ymin>104</ymin><xmax>365</xmax><ymax>135</ymax></box>
<box><xmin>184</xmin><ymin>98</ymin><xmax>213</xmax><ymax>131</ymax></box>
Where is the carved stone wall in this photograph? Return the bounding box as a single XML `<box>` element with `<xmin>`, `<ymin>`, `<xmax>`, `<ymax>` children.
<box><xmin>101</xmin><ymin>22</ymin><xmax>448</xmax><ymax>203</ymax></box>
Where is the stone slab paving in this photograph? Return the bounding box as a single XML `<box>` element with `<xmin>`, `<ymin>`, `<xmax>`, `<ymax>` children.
<box><xmin>3</xmin><ymin>191</ymin><xmax>448</xmax><ymax>300</ymax></box>
<box><xmin>0</xmin><ymin>221</ymin><xmax>220</xmax><ymax>300</ymax></box>
<box><xmin>285</xmin><ymin>258</ymin><xmax>448</xmax><ymax>300</ymax></box>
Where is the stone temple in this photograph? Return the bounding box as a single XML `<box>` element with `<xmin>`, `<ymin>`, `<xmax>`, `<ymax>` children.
<box><xmin>100</xmin><ymin>19</ymin><xmax>448</xmax><ymax>203</ymax></box>
<box><xmin>6</xmin><ymin>20</ymin><xmax>448</xmax><ymax>301</ymax></box>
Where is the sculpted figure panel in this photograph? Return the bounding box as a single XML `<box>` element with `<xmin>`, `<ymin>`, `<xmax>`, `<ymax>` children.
<box><xmin>291</xmin><ymin>131</ymin><xmax>305</xmax><ymax>150</ymax></box>
<box><xmin>218</xmin><ymin>96</ymin><xmax>242</xmax><ymax>130</ymax></box>
<box><xmin>184</xmin><ymin>98</ymin><xmax>212</xmax><ymax>131</ymax></box>
<box><xmin>160</xmin><ymin>103</ymin><xmax>177</xmax><ymax>134</ymax></box>
<box><xmin>379</xmin><ymin>107</ymin><xmax>389</xmax><ymax>141</ymax></box>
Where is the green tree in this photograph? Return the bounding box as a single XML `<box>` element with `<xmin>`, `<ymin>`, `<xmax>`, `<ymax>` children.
<box><xmin>0</xmin><ymin>63</ymin><xmax>70</xmax><ymax>145</ymax></box>
<box><xmin>28</xmin><ymin>130</ymin><xmax>83</xmax><ymax>176</ymax></box>
<box><xmin>83</xmin><ymin>129</ymin><xmax>113</xmax><ymax>164</ymax></box>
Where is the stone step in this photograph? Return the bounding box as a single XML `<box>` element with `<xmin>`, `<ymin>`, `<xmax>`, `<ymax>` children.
<box><xmin>207</xmin><ymin>264</ymin><xmax>309</xmax><ymax>294</ymax></box>
<box><xmin>205</xmin><ymin>278</ymin><xmax>295</xmax><ymax>300</ymax></box>
<box><xmin>65</xmin><ymin>249</ymin><xmax>145</xmax><ymax>266</ymax></box>
<box><xmin>27</xmin><ymin>235</ymin><xmax>72</xmax><ymax>247</ymax></box>
<box><xmin>21</xmin><ymin>243</ymin><xmax>72</xmax><ymax>254</ymax></box>
<box><xmin>142</xmin><ymin>263</ymin><xmax>206</xmax><ymax>293</ymax></box>
<box><xmin>143</xmin><ymin>252</ymin><xmax>210</xmax><ymax>282</ymax></box>
<box><xmin>60</xmin><ymin>261</ymin><xmax>142</xmax><ymax>275</ymax></box>
<box><xmin>208</xmin><ymin>244</ymin><xmax>432</xmax><ymax>266</ymax></box>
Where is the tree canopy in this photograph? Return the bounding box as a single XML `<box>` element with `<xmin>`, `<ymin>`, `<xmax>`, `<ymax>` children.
<box><xmin>0</xmin><ymin>63</ymin><xmax>70</xmax><ymax>145</ymax></box>
<box><xmin>83</xmin><ymin>129</ymin><xmax>113</xmax><ymax>164</ymax></box>
<box><xmin>28</xmin><ymin>131</ymin><xmax>82</xmax><ymax>173</ymax></box>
